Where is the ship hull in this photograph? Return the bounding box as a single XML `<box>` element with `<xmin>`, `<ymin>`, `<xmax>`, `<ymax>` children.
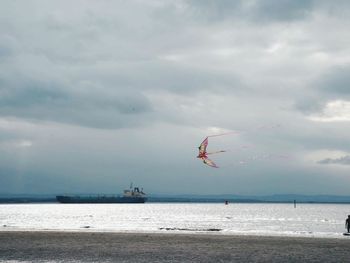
<box><xmin>56</xmin><ymin>195</ymin><xmax>147</xmax><ymax>204</ymax></box>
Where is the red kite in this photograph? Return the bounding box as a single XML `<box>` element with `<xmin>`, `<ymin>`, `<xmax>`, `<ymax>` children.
<box><xmin>197</xmin><ymin>137</ymin><xmax>225</xmax><ymax>168</ymax></box>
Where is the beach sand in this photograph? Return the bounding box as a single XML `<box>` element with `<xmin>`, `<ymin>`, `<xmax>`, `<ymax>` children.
<box><xmin>0</xmin><ymin>231</ymin><xmax>350</xmax><ymax>262</ymax></box>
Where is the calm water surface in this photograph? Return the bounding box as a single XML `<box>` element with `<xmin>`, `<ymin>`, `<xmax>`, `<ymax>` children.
<box><xmin>1</xmin><ymin>203</ymin><xmax>349</xmax><ymax>238</ymax></box>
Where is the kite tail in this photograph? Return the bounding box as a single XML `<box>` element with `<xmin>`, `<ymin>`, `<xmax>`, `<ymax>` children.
<box><xmin>207</xmin><ymin>131</ymin><xmax>238</xmax><ymax>138</ymax></box>
<box><xmin>207</xmin><ymin>150</ymin><xmax>226</xmax><ymax>155</ymax></box>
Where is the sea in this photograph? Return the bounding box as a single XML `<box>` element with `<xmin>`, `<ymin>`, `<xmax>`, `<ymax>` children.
<box><xmin>0</xmin><ymin>203</ymin><xmax>349</xmax><ymax>238</ymax></box>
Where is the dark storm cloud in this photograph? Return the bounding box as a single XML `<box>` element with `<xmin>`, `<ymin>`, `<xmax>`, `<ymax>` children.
<box><xmin>318</xmin><ymin>155</ymin><xmax>350</xmax><ymax>165</ymax></box>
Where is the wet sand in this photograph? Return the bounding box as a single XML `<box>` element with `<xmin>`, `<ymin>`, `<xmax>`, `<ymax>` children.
<box><xmin>0</xmin><ymin>231</ymin><xmax>350</xmax><ymax>262</ymax></box>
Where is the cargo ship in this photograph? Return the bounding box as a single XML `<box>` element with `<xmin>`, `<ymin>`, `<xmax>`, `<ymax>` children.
<box><xmin>56</xmin><ymin>186</ymin><xmax>147</xmax><ymax>203</ymax></box>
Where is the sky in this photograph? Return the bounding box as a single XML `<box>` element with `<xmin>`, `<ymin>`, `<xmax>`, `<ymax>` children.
<box><xmin>1</xmin><ymin>0</ymin><xmax>350</xmax><ymax>195</ymax></box>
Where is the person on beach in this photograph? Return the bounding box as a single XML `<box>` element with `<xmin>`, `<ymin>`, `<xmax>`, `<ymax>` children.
<box><xmin>346</xmin><ymin>215</ymin><xmax>350</xmax><ymax>233</ymax></box>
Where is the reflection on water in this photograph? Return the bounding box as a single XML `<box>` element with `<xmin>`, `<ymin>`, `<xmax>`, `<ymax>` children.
<box><xmin>0</xmin><ymin>203</ymin><xmax>349</xmax><ymax>238</ymax></box>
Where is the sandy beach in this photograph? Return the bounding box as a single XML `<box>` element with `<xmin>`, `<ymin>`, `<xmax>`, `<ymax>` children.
<box><xmin>0</xmin><ymin>231</ymin><xmax>349</xmax><ymax>262</ymax></box>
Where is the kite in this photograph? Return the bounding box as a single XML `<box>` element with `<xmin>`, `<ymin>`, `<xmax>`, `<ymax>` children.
<box><xmin>197</xmin><ymin>136</ymin><xmax>226</xmax><ymax>168</ymax></box>
<box><xmin>196</xmin><ymin>126</ymin><xmax>285</xmax><ymax>168</ymax></box>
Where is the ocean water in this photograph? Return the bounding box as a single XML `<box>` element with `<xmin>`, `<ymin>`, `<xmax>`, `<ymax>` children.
<box><xmin>0</xmin><ymin>203</ymin><xmax>349</xmax><ymax>238</ymax></box>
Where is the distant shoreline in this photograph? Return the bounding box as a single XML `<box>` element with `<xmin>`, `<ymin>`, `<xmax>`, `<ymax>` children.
<box><xmin>0</xmin><ymin>231</ymin><xmax>349</xmax><ymax>262</ymax></box>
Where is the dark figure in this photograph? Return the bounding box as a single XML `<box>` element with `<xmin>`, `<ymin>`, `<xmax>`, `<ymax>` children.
<box><xmin>346</xmin><ymin>215</ymin><xmax>350</xmax><ymax>233</ymax></box>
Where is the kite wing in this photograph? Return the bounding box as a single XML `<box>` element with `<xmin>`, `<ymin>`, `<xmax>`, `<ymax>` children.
<box><xmin>198</xmin><ymin>137</ymin><xmax>208</xmax><ymax>155</ymax></box>
<box><xmin>202</xmin><ymin>157</ymin><xmax>219</xmax><ymax>168</ymax></box>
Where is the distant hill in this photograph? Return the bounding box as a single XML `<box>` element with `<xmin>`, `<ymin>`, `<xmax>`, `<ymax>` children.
<box><xmin>0</xmin><ymin>195</ymin><xmax>55</xmax><ymax>203</ymax></box>
<box><xmin>147</xmin><ymin>194</ymin><xmax>350</xmax><ymax>203</ymax></box>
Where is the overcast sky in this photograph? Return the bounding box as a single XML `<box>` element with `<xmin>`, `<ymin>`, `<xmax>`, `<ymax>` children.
<box><xmin>1</xmin><ymin>0</ymin><xmax>350</xmax><ymax>195</ymax></box>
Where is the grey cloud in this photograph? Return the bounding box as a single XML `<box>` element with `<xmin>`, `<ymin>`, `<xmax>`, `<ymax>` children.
<box><xmin>318</xmin><ymin>66</ymin><xmax>350</xmax><ymax>96</ymax></box>
<box><xmin>0</xmin><ymin>77</ymin><xmax>153</xmax><ymax>129</ymax></box>
<box><xmin>0</xmin><ymin>168</ymin><xmax>16</xmax><ymax>193</ymax></box>
<box><xmin>0</xmin><ymin>43</ymin><xmax>12</xmax><ymax>58</ymax></box>
<box><xmin>0</xmin><ymin>80</ymin><xmax>68</xmax><ymax>108</ymax></box>
<box><xmin>0</xmin><ymin>167</ymin><xmax>75</xmax><ymax>194</ymax></box>
<box><xmin>294</xmin><ymin>65</ymin><xmax>350</xmax><ymax>116</ymax></box>
<box><xmin>317</xmin><ymin>0</ymin><xmax>350</xmax><ymax>15</ymax></box>
<box><xmin>125</xmin><ymin>62</ymin><xmax>243</xmax><ymax>95</ymax></box>
<box><xmin>294</xmin><ymin>96</ymin><xmax>324</xmax><ymax>115</ymax></box>
<box><xmin>0</xmin><ymin>35</ymin><xmax>19</xmax><ymax>59</ymax></box>
<box><xmin>186</xmin><ymin>0</ymin><xmax>313</xmax><ymax>23</ymax></box>
<box><xmin>78</xmin><ymin>60</ymin><xmax>243</xmax><ymax>95</ymax></box>
<box><xmin>0</xmin><ymin>1</ymin><xmax>246</xmax><ymax>130</ymax></box>
<box><xmin>318</xmin><ymin>155</ymin><xmax>350</xmax><ymax>165</ymax></box>
<box><xmin>0</xmin><ymin>55</ymin><xmax>244</xmax><ymax>129</ymax></box>
<box><xmin>186</xmin><ymin>0</ymin><xmax>242</xmax><ymax>21</ymax></box>
<box><xmin>250</xmin><ymin>0</ymin><xmax>313</xmax><ymax>22</ymax></box>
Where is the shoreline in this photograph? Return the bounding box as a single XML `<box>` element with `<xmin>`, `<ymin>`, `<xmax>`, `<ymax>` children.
<box><xmin>0</xmin><ymin>229</ymin><xmax>347</xmax><ymax>239</ymax></box>
<box><xmin>0</xmin><ymin>227</ymin><xmax>348</xmax><ymax>239</ymax></box>
<box><xmin>1</xmin><ymin>231</ymin><xmax>350</xmax><ymax>262</ymax></box>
